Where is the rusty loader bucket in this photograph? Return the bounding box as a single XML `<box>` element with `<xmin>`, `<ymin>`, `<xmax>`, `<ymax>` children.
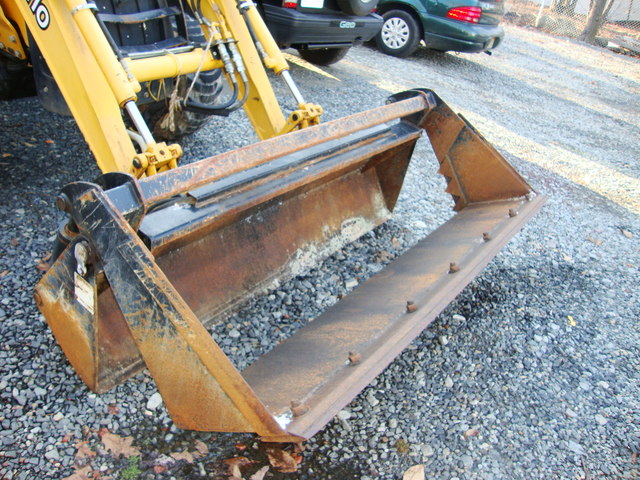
<box><xmin>35</xmin><ymin>89</ymin><xmax>545</xmax><ymax>442</ymax></box>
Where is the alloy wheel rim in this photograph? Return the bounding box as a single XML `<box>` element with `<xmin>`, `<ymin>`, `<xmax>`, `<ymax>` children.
<box><xmin>382</xmin><ymin>17</ymin><xmax>409</xmax><ymax>49</ymax></box>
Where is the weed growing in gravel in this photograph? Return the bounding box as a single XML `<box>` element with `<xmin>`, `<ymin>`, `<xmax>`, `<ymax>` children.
<box><xmin>120</xmin><ymin>456</ymin><xmax>142</xmax><ymax>480</ymax></box>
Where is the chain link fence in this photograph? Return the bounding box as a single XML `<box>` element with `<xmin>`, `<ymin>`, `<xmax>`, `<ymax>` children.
<box><xmin>503</xmin><ymin>0</ymin><xmax>640</xmax><ymax>55</ymax></box>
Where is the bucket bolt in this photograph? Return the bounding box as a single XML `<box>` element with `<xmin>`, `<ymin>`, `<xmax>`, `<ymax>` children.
<box><xmin>55</xmin><ymin>193</ymin><xmax>72</xmax><ymax>213</ymax></box>
<box><xmin>449</xmin><ymin>262</ymin><xmax>460</xmax><ymax>274</ymax></box>
<box><xmin>348</xmin><ymin>351</ymin><xmax>361</xmax><ymax>365</ymax></box>
<box><xmin>508</xmin><ymin>208</ymin><xmax>518</xmax><ymax>218</ymax></box>
<box><xmin>290</xmin><ymin>400</ymin><xmax>309</xmax><ymax>417</ymax></box>
<box><xmin>406</xmin><ymin>301</ymin><xmax>417</xmax><ymax>313</ymax></box>
<box><xmin>482</xmin><ymin>232</ymin><xmax>492</xmax><ymax>242</ymax></box>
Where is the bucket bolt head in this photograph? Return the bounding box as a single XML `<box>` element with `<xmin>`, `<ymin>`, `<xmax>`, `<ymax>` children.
<box><xmin>290</xmin><ymin>400</ymin><xmax>309</xmax><ymax>417</ymax></box>
<box><xmin>55</xmin><ymin>193</ymin><xmax>72</xmax><ymax>213</ymax></box>
<box><xmin>508</xmin><ymin>208</ymin><xmax>518</xmax><ymax>218</ymax></box>
<box><xmin>406</xmin><ymin>301</ymin><xmax>417</xmax><ymax>313</ymax></box>
<box><xmin>348</xmin><ymin>351</ymin><xmax>361</xmax><ymax>365</ymax></box>
<box><xmin>449</xmin><ymin>262</ymin><xmax>460</xmax><ymax>274</ymax></box>
<box><xmin>483</xmin><ymin>232</ymin><xmax>492</xmax><ymax>242</ymax></box>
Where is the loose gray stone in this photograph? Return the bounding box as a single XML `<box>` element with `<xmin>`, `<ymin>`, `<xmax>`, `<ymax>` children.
<box><xmin>420</xmin><ymin>444</ymin><xmax>434</xmax><ymax>457</ymax></box>
<box><xmin>567</xmin><ymin>441</ymin><xmax>585</xmax><ymax>455</ymax></box>
<box><xmin>44</xmin><ymin>448</ymin><xmax>60</xmax><ymax>461</ymax></box>
<box><xmin>566</xmin><ymin>408</ymin><xmax>578</xmax><ymax>418</ymax></box>
<box><xmin>146</xmin><ymin>392</ymin><xmax>163</xmax><ymax>410</ymax></box>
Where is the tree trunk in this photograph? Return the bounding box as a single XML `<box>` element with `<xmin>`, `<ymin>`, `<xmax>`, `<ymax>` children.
<box><xmin>578</xmin><ymin>0</ymin><xmax>613</xmax><ymax>43</ymax></box>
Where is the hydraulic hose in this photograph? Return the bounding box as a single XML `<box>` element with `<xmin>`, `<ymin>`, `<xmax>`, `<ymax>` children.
<box><xmin>181</xmin><ymin>78</ymin><xmax>247</xmax><ymax>116</ymax></box>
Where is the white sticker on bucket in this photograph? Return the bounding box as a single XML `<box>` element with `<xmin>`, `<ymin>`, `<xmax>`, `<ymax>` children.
<box><xmin>74</xmin><ymin>272</ymin><xmax>94</xmax><ymax>314</ymax></box>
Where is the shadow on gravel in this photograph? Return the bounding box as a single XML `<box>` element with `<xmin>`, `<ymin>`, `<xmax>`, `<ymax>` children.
<box><xmin>361</xmin><ymin>39</ymin><xmax>640</xmax><ymax>216</ymax></box>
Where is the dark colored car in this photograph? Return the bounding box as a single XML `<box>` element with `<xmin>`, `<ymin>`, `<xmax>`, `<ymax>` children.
<box><xmin>261</xmin><ymin>0</ymin><xmax>383</xmax><ymax>64</ymax></box>
<box><xmin>374</xmin><ymin>0</ymin><xmax>504</xmax><ymax>57</ymax></box>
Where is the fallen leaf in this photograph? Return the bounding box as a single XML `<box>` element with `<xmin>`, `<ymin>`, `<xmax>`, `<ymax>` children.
<box><xmin>35</xmin><ymin>252</ymin><xmax>52</xmax><ymax>271</ymax></box>
<box><xmin>621</xmin><ymin>229</ymin><xmax>633</xmax><ymax>239</ymax></box>
<box><xmin>106</xmin><ymin>404</ymin><xmax>119</xmax><ymax>415</ymax></box>
<box><xmin>250</xmin><ymin>465</ymin><xmax>269</xmax><ymax>480</ymax></box>
<box><xmin>23</xmin><ymin>141</ymin><xmax>35</xmax><ymax>147</ymax></box>
<box><xmin>464</xmin><ymin>428</ymin><xmax>479</xmax><ymax>438</ymax></box>
<box><xmin>2</xmin><ymin>153</ymin><xmax>11</xmax><ymax>158</ymax></box>
<box><xmin>194</xmin><ymin>439</ymin><xmax>209</xmax><ymax>457</ymax></box>
<box><xmin>375</xmin><ymin>250</ymin><xmax>393</xmax><ymax>263</ymax></box>
<box><xmin>568</xmin><ymin>315</ymin><xmax>577</xmax><ymax>327</ymax></box>
<box><xmin>36</xmin><ymin>261</ymin><xmax>49</xmax><ymax>272</ymax></box>
<box><xmin>170</xmin><ymin>450</ymin><xmax>194</xmax><ymax>463</ymax></box>
<box><xmin>153</xmin><ymin>465</ymin><xmax>167</xmax><ymax>474</ymax></box>
<box><xmin>224</xmin><ymin>456</ymin><xmax>252</xmax><ymax>477</ymax></box>
<box><xmin>403</xmin><ymin>464</ymin><xmax>425</xmax><ymax>480</ymax></box>
<box><xmin>235</xmin><ymin>442</ymin><xmax>247</xmax><ymax>452</ymax></box>
<box><xmin>0</xmin><ymin>270</ymin><xmax>9</xmax><ymax>278</ymax></box>
<box><xmin>586</xmin><ymin>236</ymin><xmax>602</xmax><ymax>246</ymax></box>
<box><xmin>62</xmin><ymin>466</ymin><xmax>93</xmax><ymax>480</ymax></box>
<box><xmin>265</xmin><ymin>446</ymin><xmax>298</xmax><ymax>473</ymax></box>
<box><xmin>45</xmin><ymin>139</ymin><xmax>55</xmax><ymax>144</ymax></box>
<box><xmin>101</xmin><ymin>432</ymin><xmax>141</xmax><ymax>458</ymax></box>
<box><xmin>74</xmin><ymin>441</ymin><xmax>96</xmax><ymax>462</ymax></box>
<box><xmin>392</xmin><ymin>237</ymin><xmax>400</xmax><ymax>249</ymax></box>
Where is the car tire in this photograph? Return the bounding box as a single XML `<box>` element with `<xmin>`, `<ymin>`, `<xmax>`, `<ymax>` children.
<box><xmin>375</xmin><ymin>10</ymin><xmax>421</xmax><ymax>58</ymax></box>
<box><xmin>0</xmin><ymin>58</ymin><xmax>35</xmax><ymax>101</ymax></box>
<box><xmin>298</xmin><ymin>47</ymin><xmax>350</xmax><ymax>66</ymax></box>
<box><xmin>336</xmin><ymin>0</ymin><xmax>378</xmax><ymax>16</ymax></box>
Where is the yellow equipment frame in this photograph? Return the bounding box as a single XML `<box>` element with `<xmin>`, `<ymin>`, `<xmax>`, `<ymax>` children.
<box><xmin>0</xmin><ymin>0</ymin><xmax>317</xmax><ymax>174</ymax></box>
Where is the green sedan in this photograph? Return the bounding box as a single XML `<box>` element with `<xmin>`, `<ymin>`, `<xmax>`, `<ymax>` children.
<box><xmin>375</xmin><ymin>0</ymin><xmax>504</xmax><ymax>57</ymax></box>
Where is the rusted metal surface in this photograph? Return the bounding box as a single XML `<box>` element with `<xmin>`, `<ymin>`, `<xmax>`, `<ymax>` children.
<box><xmin>57</xmin><ymin>182</ymin><xmax>293</xmax><ymax>437</ymax></box>
<box><xmin>35</xmin><ymin>89</ymin><xmax>545</xmax><ymax>441</ymax></box>
<box><xmin>35</xmin><ymin>246</ymin><xmax>99</xmax><ymax>390</ymax></box>
<box><xmin>243</xmin><ymin>195</ymin><xmax>545</xmax><ymax>441</ymax></box>
<box><xmin>137</xmin><ymin>93</ymin><xmax>433</xmax><ymax>205</ymax></box>
<box><xmin>420</xmin><ymin>95</ymin><xmax>531</xmax><ymax>211</ymax></box>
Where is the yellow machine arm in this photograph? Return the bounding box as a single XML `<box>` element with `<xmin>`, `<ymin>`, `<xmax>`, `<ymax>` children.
<box><xmin>0</xmin><ymin>0</ymin><xmax>322</xmax><ymax>176</ymax></box>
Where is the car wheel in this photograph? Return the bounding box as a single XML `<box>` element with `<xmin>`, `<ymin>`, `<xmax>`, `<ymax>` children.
<box><xmin>376</xmin><ymin>10</ymin><xmax>421</xmax><ymax>58</ymax></box>
<box><xmin>298</xmin><ymin>47</ymin><xmax>350</xmax><ymax>66</ymax></box>
<box><xmin>336</xmin><ymin>0</ymin><xmax>378</xmax><ymax>16</ymax></box>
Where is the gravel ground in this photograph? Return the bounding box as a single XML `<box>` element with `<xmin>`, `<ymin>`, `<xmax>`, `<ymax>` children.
<box><xmin>1</xmin><ymin>25</ymin><xmax>639</xmax><ymax>480</ymax></box>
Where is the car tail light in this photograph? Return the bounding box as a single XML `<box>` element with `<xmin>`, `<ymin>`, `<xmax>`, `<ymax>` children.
<box><xmin>447</xmin><ymin>6</ymin><xmax>482</xmax><ymax>23</ymax></box>
<box><xmin>283</xmin><ymin>0</ymin><xmax>297</xmax><ymax>7</ymax></box>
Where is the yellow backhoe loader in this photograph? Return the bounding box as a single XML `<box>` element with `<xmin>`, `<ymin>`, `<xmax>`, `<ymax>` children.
<box><xmin>1</xmin><ymin>0</ymin><xmax>544</xmax><ymax>442</ymax></box>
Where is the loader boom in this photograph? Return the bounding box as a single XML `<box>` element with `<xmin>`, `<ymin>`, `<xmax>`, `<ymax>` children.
<box><xmin>0</xmin><ymin>0</ymin><xmax>320</xmax><ymax>174</ymax></box>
